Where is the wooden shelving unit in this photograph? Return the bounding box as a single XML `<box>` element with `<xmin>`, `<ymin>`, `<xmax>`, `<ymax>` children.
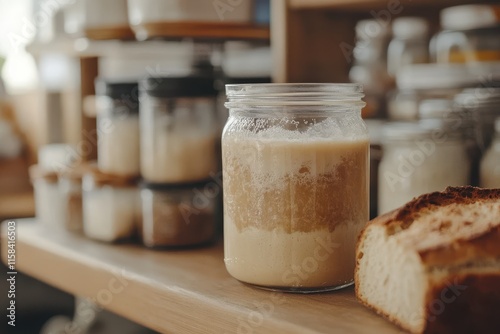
<box><xmin>271</xmin><ymin>0</ymin><xmax>500</xmax><ymax>83</ymax></box>
<box><xmin>1</xmin><ymin>220</ymin><xmax>401</xmax><ymax>334</ymax></box>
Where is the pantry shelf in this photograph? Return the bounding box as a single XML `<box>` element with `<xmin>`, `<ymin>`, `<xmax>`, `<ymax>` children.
<box><xmin>1</xmin><ymin>219</ymin><xmax>401</xmax><ymax>334</ymax></box>
<box><xmin>288</xmin><ymin>0</ymin><xmax>497</xmax><ymax>9</ymax></box>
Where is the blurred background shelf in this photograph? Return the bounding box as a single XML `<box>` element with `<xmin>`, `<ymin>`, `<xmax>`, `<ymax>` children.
<box><xmin>1</xmin><ymin>220</ymin><xmax>401</xmax><ymax>334</ymax></box>
<box><xmin>131</xmin><ymin>22</ymin><xmax>270</xmax><ymax>41</ymax></box>
<box><xmin>272</xmin><ymin>0</ymin><xmax>500</xmax><ymax>82</ymax></box>
<box><xmin>288</xmin><ymin>0</ymin><xmax>500</xmax><ymax>9</ymax></box>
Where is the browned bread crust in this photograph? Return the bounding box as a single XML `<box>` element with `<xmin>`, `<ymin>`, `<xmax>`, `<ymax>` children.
<box><xmin>355</xmin><ymin>186</ymin><xmax>500</xmax><ymax>334</ymax></box>
<box><xmin>364</xmin><ymin>186</ymin><xmax>500</xmax><ymax>267</ymax></box>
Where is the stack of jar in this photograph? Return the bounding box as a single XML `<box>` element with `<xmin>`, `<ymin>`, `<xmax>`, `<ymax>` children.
<box><xmin>77</xmin><ymin>80</ymin><xmax>142</xmax><ymax>243</ymax></box>
<box><xmin>138</xmin><ymin>74</ymin><xmax>219</xmax><ymax>248</ymax></box>
<box><xmin>349</xmin><ymin>19</ymin><xmax>393</xmax><ymax>118</ymax></box>
<box><xmin>30</xmin><ymin>144</ymin><xmax>87</xmax><ymax>232</ymax></box>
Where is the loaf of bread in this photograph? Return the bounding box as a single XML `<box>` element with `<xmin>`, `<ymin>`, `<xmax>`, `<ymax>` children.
<box><xmin>355</xmin><ymin>186</ymin><xmax>500</xmax><ymax>334</ymax></box>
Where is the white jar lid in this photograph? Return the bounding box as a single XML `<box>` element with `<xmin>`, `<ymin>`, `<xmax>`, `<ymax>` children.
<box><xmin>38</xmin><ymin>144</ymin><xmax>79</xmax><ymax>172</ymax></box>
<box><xmin>396</xmin><ymin>62</ymin><xmax>500</xmax><ymax>90</ymax></box>
<box><xmin>381</xmin><ymin>120</ymin><xmax>462</xmax><ymax>142</ymax></box>
<box><xmin>356</xmin><ymin>19</ymin><xmax>391</xmax><ymax>40</ymax></box>
<box><xmin>455</xmin><ymin>87</ymin><xmax>500</xmax><ymax>109</ymax></box>
<box><xmin>441</xmin><ymin>4</ymin><xmax>500</xmax><ymax>31</ymax></box>
<box><xmin>381</xmin><ymin>122</ymin><xmax>433</xmax><ymax>141</ymax></box>
<box><xmin>419</xmin><ymin>99</ymin><xmax>454</xmax><ymax>119</ymax></box>
<box><xmin>392</xmin><ymin>17</ymin><xmax>429</xmax><ymax>39</ymax></box>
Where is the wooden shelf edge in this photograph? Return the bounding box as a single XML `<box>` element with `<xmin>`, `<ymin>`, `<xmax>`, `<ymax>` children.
<box><xmin>0</xmin><ymin>220</ymin><xmax>401</xmax><ymax>334</ymax></box>
<box><xmin>289</xmin><ymin>0</ymin><xmax>498</xmax><ymax>10</ymax></box>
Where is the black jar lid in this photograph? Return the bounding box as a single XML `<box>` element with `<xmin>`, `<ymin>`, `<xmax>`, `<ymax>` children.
<box><xmin>140</xmin><ymin>75</ymin><xmax>218</xmax><ymax>98</ymax></box>
<box><xmin>140</xmin><ymin>179</ymin><xmax>215</xmax><ymax>191</ymax></box>
<box><xmin>95</xmin><ymin>80</ymin><xmax>139</xmax><ymax>100</ymax></box>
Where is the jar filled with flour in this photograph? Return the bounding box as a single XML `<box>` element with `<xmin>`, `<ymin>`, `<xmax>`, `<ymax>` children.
<box><xmin>378</xmin><ymin>122</ymin><xmax>470</xmax><ymax>214</ymax></box>
<box><xmin>140</xmin><ymin>181</ymin><xmax>217</xmax><ymax>248</ymax></box>
<box><xmin>139</xmin><ymin>75</ymin><xmax>219</xmax><ymax>184</ymax></box>
<box><xmin>82</xmin><ymin>168</ymin><xmax>139</xmax><ymax>242</ymax></box>
<box><xmin>96</xmin><ymin>80</ymin><xmax>140</xmax><ymax>178</ymax></box>
<box><xmin>223</xmin><ymin>83</ymin><xmax>369</xmax><ymax>292</ymax></box>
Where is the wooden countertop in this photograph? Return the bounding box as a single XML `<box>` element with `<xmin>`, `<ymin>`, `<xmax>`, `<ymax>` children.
<box><xmin>0</xmin><ymin>220</ymin><xmax>402</xmax><ymax>334</ymax></box>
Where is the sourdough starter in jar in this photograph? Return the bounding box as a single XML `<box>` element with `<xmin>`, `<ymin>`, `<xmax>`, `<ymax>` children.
<box><xmin>223</xmin><ymin>84</ymin><xmax>369</xmax><ymax>292</ymax></box>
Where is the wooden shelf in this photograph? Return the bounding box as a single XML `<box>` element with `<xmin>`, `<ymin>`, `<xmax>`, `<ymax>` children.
<box><xmin>0</xmin><ymin>192</ymin><xmax>34</xmax><ymax>220</ymax></box>
<box><xmin>289</xmin><ymin>0</ymin><xmax>498</xmax><ymax>10</ymax></box>
<box><xmin>132</xmin><ymin>22</ymin><xmax>270</xmax><ymax>41</ymax></box>
<box><xmin>1</xmin><ymin>220</ymin><xmax>401</xmax><ymax>334</ymax></box>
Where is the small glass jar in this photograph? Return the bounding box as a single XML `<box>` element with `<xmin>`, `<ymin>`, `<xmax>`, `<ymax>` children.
<box><xmin>349</xmin><ymin>19</ymin><xmax>393</xmax><ymax>118</ymax></box>
<box><xmin>139</xmin><ymin>75</ymin><xmax>219</xmax><ymax>184</ymax></box>
<box><xmin>30</xmin><ymin>165</ymin><xmax>65</xmax><ymax>229</ymax></box>
<box><xmin>223</xmin><ymin>84</ymin><xmax>369</xmax><ymax>292</ymax></box>
<box><xmin>378</xmin><ymin>122</ymin><xmax>470</xmax><ymax>214</ymax></box>
<box><xmin>96</xmin><ymin>80</ymin><xmax>140</xmax><ymax>177</ymax></box>
<box><xmin>140</xmin><ymin>181</ymin><xmax>217</xmax><ymax>248</ymax></box>
<box><xmin>82</xmin><ymin>169</ymin><xmax>139</xmax><ymax>242</ymax></box>
<box><xmin>480</xmin><ymin>118</ymin><xmax>500</xmax><ymax>188</ymax></box>
<box><xmin>387</xmin><ymin>17</ymin><xmax>429</xmax><ymax>77</ymax></box>
<box><xmin>59</xmin><ymin>165</ymin><xmax>88</xmax><ymax>233</ymax></box>
<box><xmin>455</xmin><ymin>87</ymin><xmax>500</xmax><ymax>185</ymax></box>
<box><xmin>433</xmin><ymin>4</ymin><xmax>500</xmax><ymax>63</ymax></box>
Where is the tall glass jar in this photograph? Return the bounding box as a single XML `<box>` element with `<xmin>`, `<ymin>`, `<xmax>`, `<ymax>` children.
<box><xmin>378</xmin><ymin>122</ymin><xmax>470</xmax><ymax>214</ymax></box>
<box><xmin>387</xmin><ymin>17</ymin><xmax>429</xmax><ymax>77</ymax></box>
<box><xmin>139</xmin><ymin>75</ymin><xmax>219</xmax><ymax>184</ymax></box>
<box><xmin>222</xmin><ymin>84</ymin><xmax>369</xmax><ymax>292</ymax></box>
<box><xmin>481</xmin><ymin>118</ymin><xmax>500</xmax><ymax>188</ymax></box>
<box><xmin>96</xmin><ymin>81</ymin><xmax>140</xmax><ymax>177</ymax></box>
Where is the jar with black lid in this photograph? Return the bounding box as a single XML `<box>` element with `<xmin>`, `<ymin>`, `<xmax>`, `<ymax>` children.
<box><xmin>140</xmin><ymin>181</ymin><xmax>217</xmax><ymax>248</ymax></box>
<box><xmin>139</xmin><ymin>75</ymin><xmax>219</xmax><ymax>184</ymax></box>
<box><xmin>95</xmin><ymin>80</ymin><xmax>140</xmax><ymax>177</ymax></box>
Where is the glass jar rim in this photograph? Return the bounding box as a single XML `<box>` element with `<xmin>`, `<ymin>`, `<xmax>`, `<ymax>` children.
<box><xmin>225</xmin><ymin>83</ymin><xmax>366</xmax><ymax>107</ymax></box>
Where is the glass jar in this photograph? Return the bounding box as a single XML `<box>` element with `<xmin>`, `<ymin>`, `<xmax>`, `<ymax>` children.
<box><xmin>455</xmin><ymin>87</ymin><xmax>500</xmax><ymax>185</ymax></box>
<box><xmin>365</xmin><ymin>120</ymin><xmax>385</xmax><ymax>219</ymax></box>
<box><xmin>454</xmin><ymin>87</ymin><xmax>500</xmax><ymax>152</ymax></box>
<box><xmin>389</xmin><ymin>63</ymin><xmax>481</xmax><ymax>121</ymax></box>
<box><xmin>387</xmin><ymin>17</ymin><xmax>429</xmax><ymax>77</ymax></box>
<box><xmin>139</xmin><ymin>75</ymin><xmax>219</xmax><ymax>184</ymax></box>
<box><xmin>64</xmin><ymin>0</ymin><xmax>133</xmax><ymax>39</ymax></box>
<box><xmin>140</xmin><ymin>181</ymin><xmax>217</xmax><ymax>248</ymax></box>
<box><xmin>29</xmin><ymin>165</ymin><xmax>65</xmax><ymax>229</ymax></box>
<box><xmin>433</xmin><ymin>4</ymin><xmax>500</xmax><ymax>63</ymax></box>
<box><xmin>96</xmin><ymin>81</ymin><xmax>140</xmax><ymax>177</ymax></box>
<box><xmin>82</xmin><ymin>168</ymin><xmax>139</xmax><ymax>242</ymax></box>
<box><xmin>59</xmin><ymin>165</ymin><xmax>88</xmax><ymax>233</ymax></box>
<box><xmin>378</xmin><ymin>122</ymin><xmax>470</xmax><ymax>214</ymax></box>
<box><xmin>349</xmin><ymin>19</ymin><xmax>392</xmax><ymax>118</ymax></box>
<box><xmin>481</xmin><ymin>118</ymin><xmax>500</xmax><ymax>188</ymax></box>
<box><xmin>127</xmin><ymin>0</ymin><xmax>253</xmax><ymax>39</ymax></box>
<box><xmin>223</xmin><ymin>84</ymin><xmax>369</xmax><ymax>292</ymax></box>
